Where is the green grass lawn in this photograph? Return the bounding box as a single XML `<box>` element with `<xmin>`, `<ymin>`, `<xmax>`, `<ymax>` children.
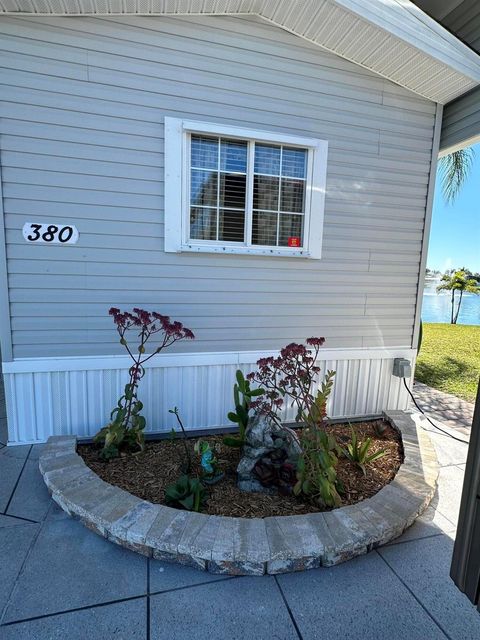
<box><xmin>416</xmin><ymin>323</ymin><xmax>480</xmax><ymax>403</ymax></box>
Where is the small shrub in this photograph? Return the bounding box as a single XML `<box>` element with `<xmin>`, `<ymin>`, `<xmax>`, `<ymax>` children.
<box><xmin>223</xmin><ymin>370</ymin><xmax>264</xmax><ymax>447</ymax></box>
<box><xmin>247</xmin><ymin>338</ymin><xmax>341</xmax><ymax>508</ymax></box>
<box><xmin>294</xmin><ymin>421</ymin><xmax>342</xmax><ymax>508</ymax></box>
<box><xmin>341</xmin><ymin>425</ymin><xmax>386</xmax><ymax>476</ymax></box>
<box><xmin>164</xmin><ymin>475</ymin><xmax>206</xmax><ymax>512</ymax></box>
<box><xmin>94</xmin><ymin>308</ymin><xmax>194</xmax><ymax>460</ymax></box>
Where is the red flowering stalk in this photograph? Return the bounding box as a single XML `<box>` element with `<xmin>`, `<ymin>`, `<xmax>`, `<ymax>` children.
<box><xmin>247</xmin><ymin>338</ymin><xmax>340</xmax><ymax>508</ymax></box>
<box><xmin>247</xmin><ymin>338</ymin><xmax>328</xmax><ymax>426</ymax></box>
<box><xmin>94</xmin><ymin>308</ymin><xmax>194</xmax><ymax>459</ymax></box>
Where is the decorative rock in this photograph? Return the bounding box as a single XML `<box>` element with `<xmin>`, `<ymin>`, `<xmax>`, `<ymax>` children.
<box><xmin>38</xmin><ymin>410</ymin><xmax>439</xmax><ymax>576</ymax></box>
<box><xmin>237</xmin><ymin>413</ymin><xmax>301</xmax><ymax>493</ymax></box>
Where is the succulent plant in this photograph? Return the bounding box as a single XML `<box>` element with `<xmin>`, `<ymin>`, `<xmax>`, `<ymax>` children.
<box><xmin>164</xmin><ymin>475</ymin><xmax>206</xmax><ymax>512</ymax></box>
<box><xmin>223</xmin><ymin>370</ymin><xmax>264</xmax><ymax>447</ymax></box>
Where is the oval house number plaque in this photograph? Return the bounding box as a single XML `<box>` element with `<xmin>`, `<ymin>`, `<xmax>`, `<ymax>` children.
<box><xmin>23</xmin><ymin>222</ymin><xmax>79</xmax><ymax>245</ymax></box>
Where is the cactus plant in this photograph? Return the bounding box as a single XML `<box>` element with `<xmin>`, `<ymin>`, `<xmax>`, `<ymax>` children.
<box><xmin>223</xmin><ymin>370</ymin><xmax>264</xmax><ymax>447</ymax></box>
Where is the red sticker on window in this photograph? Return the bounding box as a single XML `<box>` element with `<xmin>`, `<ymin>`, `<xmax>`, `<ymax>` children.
<box><xmin>288</xmin><ymin>237</ymin><xmax>301</xmax><ymax>247</ymax></box>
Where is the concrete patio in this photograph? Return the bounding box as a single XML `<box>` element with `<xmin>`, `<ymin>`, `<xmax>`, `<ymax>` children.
<box><xmin>0</xmin><ymin>410</ymin><xmax>478</xmax><ymax>640</ymax></box>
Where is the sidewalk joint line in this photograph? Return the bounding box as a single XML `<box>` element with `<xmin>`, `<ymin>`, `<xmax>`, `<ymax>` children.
<box><xmin>376</xmin><ymin>549</ymin><xmax>454</xmax><ymax>640</ymax></box>
<box><xmin>0</xmin><ymin>498</ymin><xmax>49</xmax><ymax>626</ymax></box>
<box><xmin>2</xmin><ymin>446</ymin><xmax>33</xmax><ymax>517</ymax></box>
<box><xmin>146</xmin><ymin>558</ymin><xmax>151</xmax><ymax>640</ymax></box>
<box><xmin>274</xmin><ymin>575</ymin><xmax>304</xmax><ymax>640</ymax></box>
<box><xmin>0</xmin><ymin>513</ymin><xmax>39</xmax><ymax>525</ymax></box>
<box><xmin>0</xmin><ymin>594</ymin><xmax>147</xmax><ymax>628</ymax></box>
<box><xmin>385</xmin><ymin>531</ymin><xmax>448</xmax><ymax>548</ymax></box>
<box><xmin>0</xmin><ymin>572</ymin><xmax>236</xmax><ymax>628</ymax></box>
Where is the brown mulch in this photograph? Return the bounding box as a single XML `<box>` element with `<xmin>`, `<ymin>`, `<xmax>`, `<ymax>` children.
<box><xmin>78</xmin><ymin>420</ymin><xmax>403</xmax><ymax>518</ymax></box>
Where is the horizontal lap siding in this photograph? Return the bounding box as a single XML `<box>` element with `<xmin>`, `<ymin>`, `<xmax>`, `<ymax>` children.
<box><xmin>0</xmin><ymin>15</ymin><xmax>436</xmax><ymax>358</ymax></box>
<box><xmin>434</xmin><ymin>0</ymin><xmax>480</xmax><ymax>152</ymax></box>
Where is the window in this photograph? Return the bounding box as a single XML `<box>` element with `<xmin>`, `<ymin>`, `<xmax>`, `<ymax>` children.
<box><xmin>164</xmin><ymin>118</ymin><xmax>328</xmax><ymax>258</ymax></box>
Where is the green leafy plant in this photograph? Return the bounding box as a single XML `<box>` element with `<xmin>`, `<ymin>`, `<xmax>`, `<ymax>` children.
<box><xmin>341</xmin><ymin>425</ymin><xmax>386</xmax><ymax>476</ymax></box>
<box><xmin>164</xmin><ymin>475</ymin><xmax>206</xmax><ymax>512</ymax></box>
<box><xmin>247</xmin><ymin>339</ymin><xmax>341</xmax><ymax>508</ymax></box>
<box><xmin>94</xmin><ymin>308</ymin><xmax>194</xmax><ymax>460</ymax></box>
<box><xmin>293</xmin><ymin>371</ymin><xmax>341</xmax><ymax>507</ymax></box>
<box><xmin>223</xmin><ymin>369</ymin><xmax>264</xmax><ymax>447</ymax></box>
<box><xmin>294</xmin><ymin>426</ymin><xmax>341</xmax><ymax>507</ymax></box>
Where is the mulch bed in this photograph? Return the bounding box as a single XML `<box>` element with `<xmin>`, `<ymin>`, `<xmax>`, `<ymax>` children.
<box><xmin>78</xmin><ymin>419</ymin><xmax>403</xmax><ymax>518</ymax></box>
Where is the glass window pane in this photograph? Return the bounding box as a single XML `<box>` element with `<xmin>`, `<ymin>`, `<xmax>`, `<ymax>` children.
<box><xmin>254</xmin><ymin>144</ymin><xmax>281</xmax><ymax>175</ymax></box>
<box><xmin>191</xmin><ymin>170</ymin><xmax>218</xmax><ymax>207</ymax></box>
<box><xmin>191</xmin><ymin>135</ymin><xmax>218</xmax><ymax>169</ymax></box>
<box><xmin>219</xmin><ymin>209</ymin><xmax>245</xmax><ymax>243</ymax></box>
<box><xmin>219</xmin><ymin>173</ymin><xmax>247</xmax><ymax>209</ymax></box>
<box><xmin>279</xmin><ymin>214</ymin><xmax>303</xmax><ymax>247</ymax></box>
<box><xmin>220</xmin><ymin>139</ymin><xmax>247</xmax><ymax>172</ymax></box>
<box><xmin>190</xmin><ymin>207</ymin><xmax>217</xmax><ymax>240</ymax></box>
<box><xmin>253</xmin><ymin>175</ymin><xmax>279</xmax><ymax>211</ymax></box>
<box><xmin>252</xmin><ymin>211</ymin><xmax>278</xmax><ymax>246</ymax></box>
<box><xmin>281</xmin><ymin>179</ymin><xmax>305</xmax><ymax>213</ymax></box>
<box><xmin>282</xmin><ymin>147</ymin><xmax>307</xmax><ymax>178</ymax></box>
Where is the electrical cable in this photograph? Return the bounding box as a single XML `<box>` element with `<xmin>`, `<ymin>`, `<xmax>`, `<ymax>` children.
<box><xmin>403</xmin><ymin>377</ymin><xmax>470</xmax><ymax>445</ymax></box>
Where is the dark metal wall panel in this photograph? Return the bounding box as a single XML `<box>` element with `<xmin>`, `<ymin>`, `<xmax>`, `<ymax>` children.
<box><xmin>451</xmin><ymin>380</ymin><xmax>480</xmax><ymax>608</ymax></box>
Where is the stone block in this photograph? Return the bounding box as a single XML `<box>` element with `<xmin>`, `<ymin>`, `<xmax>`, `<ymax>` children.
<box><xmin>321</xmin><ymin>510</ymin><xmax>368</xmax><ymax>566</ymax></box>
<box><xmin>266</xmin><ymin>515</ymin><xmax>324</xmax><ymax>574</ymax></box>
<box><xmin>146</xmin><ymin>509</ymin><xmax>189</xmax><ymax>554</ymax></box>
<box><xmin>177</xmin><ymin>512</ymin><xmax>216</xmax><ymax>560</ymax></box>
<box><xmin>108</xmin><ymin>501</ymin><xmax>161</xmax><ymax>545</ymax></box>
<box><xmin>39</xmin><ymin>453</ymin><xmax>85</xmax><ymax>476</ymax></box>
<box><xmin>84</xmin><ymin>489</ymin><xmax>143</xmax><ymax>537</ymax></box>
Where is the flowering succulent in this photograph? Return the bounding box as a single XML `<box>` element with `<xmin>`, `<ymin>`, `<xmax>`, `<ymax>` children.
<box><xmin>247</xmin><ymin>338</ymin><xmax>326</xmax><ymax>424</ymax></box>
<box><xmin>94</xmin><ymin>308</ymin><xmax>194</xmax><ymax>460</ymax></box>
<box><xmin>247</xmin><ymin>338</ymin><xmax>341</xmax><ymax>508</ymax></box>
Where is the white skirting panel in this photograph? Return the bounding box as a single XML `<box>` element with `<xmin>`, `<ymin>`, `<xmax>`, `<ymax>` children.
<box><xmin>2</xmin><ymin>347</ymin><xmax>416</xmax><ymax>444</ymax></box>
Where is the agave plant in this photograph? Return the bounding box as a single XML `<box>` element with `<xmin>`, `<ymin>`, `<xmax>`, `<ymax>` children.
<box><xmin>341</xmin><ymin>425</ymin><xmax>386</xmax><ymax>476</ymax></box>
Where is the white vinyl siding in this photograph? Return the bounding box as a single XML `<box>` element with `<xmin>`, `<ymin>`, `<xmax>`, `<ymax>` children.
<box><xmin>0</xmin><ymin>15</ymin><xmax>437</xmax><ymax>358</ymax></box>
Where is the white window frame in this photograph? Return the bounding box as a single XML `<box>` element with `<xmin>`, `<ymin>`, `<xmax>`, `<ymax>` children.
<box><xmin>164</xmin><ymin>117</ymin><xmax>328</xmax><ymax>259</ymax></box>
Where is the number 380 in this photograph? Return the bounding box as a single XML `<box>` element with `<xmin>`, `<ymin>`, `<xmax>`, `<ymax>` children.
<box><xmin>23</xmin><ymin>223</ymin><xmax>79</xmax><ymax>245</ymax></box>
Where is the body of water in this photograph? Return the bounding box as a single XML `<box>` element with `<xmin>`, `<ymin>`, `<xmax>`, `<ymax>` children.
<box><xmin>422</xmin><ymin>278</ymin><xmax>480</xmax><ymax>325</ymax></box>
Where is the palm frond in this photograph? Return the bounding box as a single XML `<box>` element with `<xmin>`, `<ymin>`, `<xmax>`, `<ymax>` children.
<box><xmin>439</xmin><ymin>148</ymin><xmax>475</xmax><ymax>204</ymax></box>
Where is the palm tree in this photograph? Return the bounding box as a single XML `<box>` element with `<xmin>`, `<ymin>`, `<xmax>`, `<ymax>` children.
<box><xmin>438</xmin><ymin>148</ymin><xmax>475</xmax><ymax>203</ymax></box>
<box><xmin>436</xmin><ymin>269</ymin><xmax>479</xmax><ymax>324</ymax></box>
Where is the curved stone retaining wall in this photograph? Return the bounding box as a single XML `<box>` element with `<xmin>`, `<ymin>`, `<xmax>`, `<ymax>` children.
<box><xmin>39</xmin><ymin>411</ymin><xmax>439</xmax><ymax>576</ymax></box>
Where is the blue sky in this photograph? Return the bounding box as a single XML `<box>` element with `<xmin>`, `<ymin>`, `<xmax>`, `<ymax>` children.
<box><xmin>427</xmin><ymin>143</ymin><xmax>480</xmax><ymax>273</ymax></box>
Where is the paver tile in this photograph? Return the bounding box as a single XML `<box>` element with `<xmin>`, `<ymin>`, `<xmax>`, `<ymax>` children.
<box><xmin>0</xmin><ymin>523</ymin><xmax>38</xmax><ymax>619</ymax></box>
<box><xmin>435</xmin><ymin>465</ymin><xmax>466</xmax><ymax>525</ymax></box>
<box><xmin>1</xmin><ymin>597</ymin><xmax>147</xmax><ymax>639</ymax></box>
<box><xmin>3</xmin><ymin>505</ymin><xmax>147</xmax><ymax>623</ymax></box>
<box><xmin>149</xmin><ymin>558</ymin><xmax>230</xmax><ymax>592</ymax></box>
<box><xmin>277</xmin><ymin>551</ymin><xmax>447</xmax><ymax>640</ymax></box>
<box><xmin>6</xmin><ymin>459</ymin><xmax>52</xmax><ymax>522</ymax></box>
<box><xmin>380</xmin><ymin>535</ymin><xmax>480</xmax><ymax>640</ymax></box>
<box><xmin>150</xmin><ymin>576</ymin><xmax>298</xmax><ymax>640</ymax></box>
<box><xmin>0</xmin><ymin>446</ymin><xmax>30</xmax><ymax>512</ymax></box>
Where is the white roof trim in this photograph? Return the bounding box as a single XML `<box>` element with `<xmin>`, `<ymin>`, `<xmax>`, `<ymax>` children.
<box><xmin>1</xmin><ymin>0</ymin><xmax>479</xmax><ymax>103</ymax></box>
